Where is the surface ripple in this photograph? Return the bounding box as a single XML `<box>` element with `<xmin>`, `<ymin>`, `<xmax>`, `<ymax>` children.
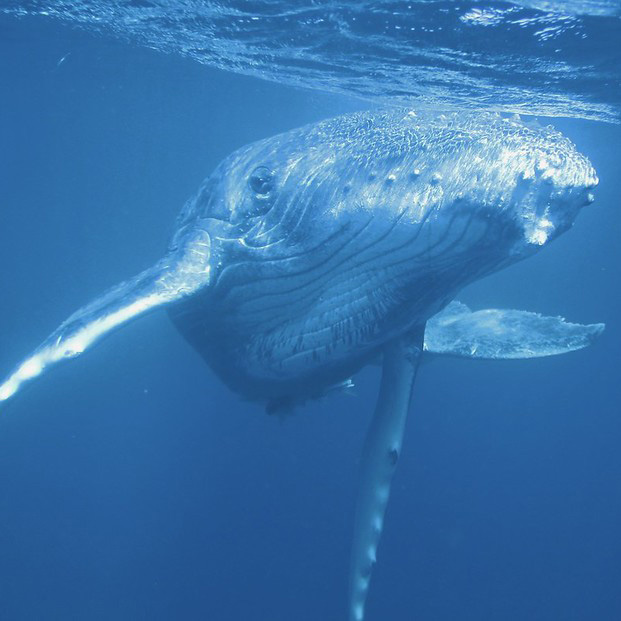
<box><xmin>3</xmin><ymin>1</ymin><xmax>620</xmax><ymax>122</ymax></box>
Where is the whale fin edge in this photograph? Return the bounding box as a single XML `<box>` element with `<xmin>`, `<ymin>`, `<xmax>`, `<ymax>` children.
<box><xmin>424</xmin><ymin>301</ymin><xmax>604</xmax><ymax>360</ymax></box>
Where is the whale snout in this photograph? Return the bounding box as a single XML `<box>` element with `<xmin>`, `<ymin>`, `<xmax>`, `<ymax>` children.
<box><xmin>574</xmin><ymin>161</ymin><xmax>598</xmax><ymax>207</ymax></box>
<box><xmin>540</xmin><ymin>149</ymin><xmax>598</xmax><ymax>204</ymax></box>
<box><xmin>504</xmin><ymin>126</ymin><xmax>598</xmax><ymax>251</ymax></box>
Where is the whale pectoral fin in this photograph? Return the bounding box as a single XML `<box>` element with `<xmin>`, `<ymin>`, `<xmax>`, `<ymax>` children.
<box><xmin>0</xmin><ymin>229</ymin><xmax>211</xmax><ymax>405</ymax></box>
<box><xmin>424</xmin><ymin>301</ymin><xmax>605</xmax><ymax>360</ymax></box>
<box><xmin>349</xmin><ymin>327</ymin><xmax>424</xmax><ymax>621</ymax></box>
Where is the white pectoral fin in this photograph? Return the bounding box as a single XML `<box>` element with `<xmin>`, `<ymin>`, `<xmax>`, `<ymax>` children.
<box><xmin>424</xmin><ymin>301</ymin><xmax>605</xmax><ymax>360</ymax></box>
<box><xmin>349</xmin><ymin>328</ymin><xmax>424</xmax><ymax>621</ymax></box>
<box><xmin>0</xmin><ymin>229</ymin><xmax>211</xmax><ymax>405</ymax></box>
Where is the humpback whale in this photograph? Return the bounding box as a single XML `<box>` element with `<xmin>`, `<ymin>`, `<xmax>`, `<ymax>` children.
<box><xmin>0</xmin><ymin>109</ymin><xmax>603</xmax><ymax>620</ymax></box>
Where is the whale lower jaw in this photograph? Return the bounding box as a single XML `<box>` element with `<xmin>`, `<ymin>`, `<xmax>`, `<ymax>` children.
<box><xmin>169</xmin><ymin>271</ymin><xmax>461</xmax><ymax>409</ymax></box>
<box><xmin>169</xmin><ymin>275</ymin><xmax>505</xmax><ymax>410</ymax></box>
<box><xmin>169</xmin><ymin>299</ymin><xmax>380</xmax><ymax>410</ymax></box>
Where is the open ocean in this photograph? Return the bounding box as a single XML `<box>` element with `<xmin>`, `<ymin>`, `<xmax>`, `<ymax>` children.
<box><xmin>0</xmin><ymin>3</ymin><xmax>620</xmax><ymax>620</ymax></box>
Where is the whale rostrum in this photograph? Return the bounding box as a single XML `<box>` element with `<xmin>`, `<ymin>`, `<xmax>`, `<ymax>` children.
<box><xmin>0</xmin><ymin>109</ymin><xmax>603</xmax><ymax>620</ymax></box>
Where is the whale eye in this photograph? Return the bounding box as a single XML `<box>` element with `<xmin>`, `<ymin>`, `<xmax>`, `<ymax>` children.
<box><xmin>249</xmin><ymin>166</ymin><xmax>275</xmax><ymax>196</ymax></box>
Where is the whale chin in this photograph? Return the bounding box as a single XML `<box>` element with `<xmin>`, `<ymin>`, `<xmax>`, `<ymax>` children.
<box><xmin>168</xmin><ymin>297</ymin><xmax>377</xmax><ymax>410</ymax></box>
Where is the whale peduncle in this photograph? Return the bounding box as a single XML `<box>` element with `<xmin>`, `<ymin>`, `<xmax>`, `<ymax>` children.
<box><xmin>0</xmin><ymin>228</ymin><xmax>211</xmax><ymax>405</ymax></box>
<box><xmin>349</xmin><ymin>327</ymin><xmax>425</xmax><ymax>621</ymax></box>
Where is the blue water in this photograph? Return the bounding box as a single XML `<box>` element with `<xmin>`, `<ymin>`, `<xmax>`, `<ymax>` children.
<box><xmin>1</xmin><ymin>8</ymin><xmax>620</xmax><ymax>621</ymax></box>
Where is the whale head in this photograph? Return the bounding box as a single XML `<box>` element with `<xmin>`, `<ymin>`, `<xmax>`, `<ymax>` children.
<box><xmin>165</xmin><ymin>110</ymin><xmax>598</xmax><ymax>403</ymax></box>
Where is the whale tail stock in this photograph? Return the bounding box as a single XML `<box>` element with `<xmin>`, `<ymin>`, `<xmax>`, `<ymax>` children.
<box><xmin>0</xmin><ymin>229</ymin><xmax>211</xmax><ymax>405</ymax></box>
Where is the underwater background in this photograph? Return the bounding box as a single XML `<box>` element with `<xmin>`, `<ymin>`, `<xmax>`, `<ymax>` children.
<box><xmin>0</xmin><ymin>4</ymin><xmax>620</xmax><ymax>620</ymax></box>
